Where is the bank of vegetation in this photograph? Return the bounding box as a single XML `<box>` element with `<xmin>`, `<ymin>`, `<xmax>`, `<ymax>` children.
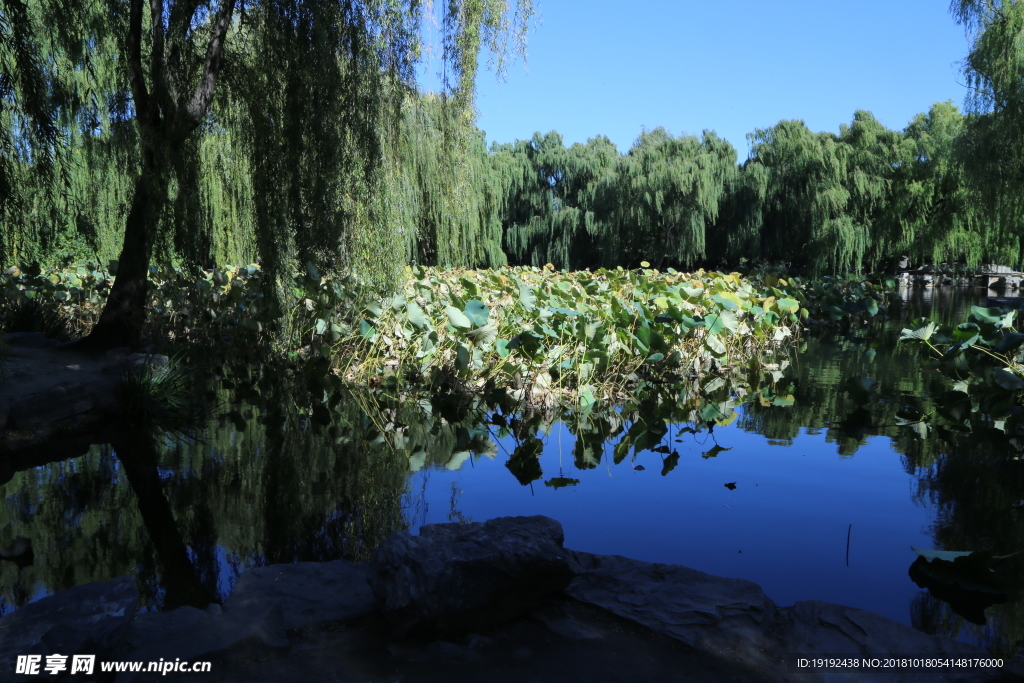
<box><xmin>2</xmin><ymin>0</ymin><xmax>1024</xmax><ymax>380</ymax></box>
<box><xmin>0</xmin><ymin>260</ymin><xmax>895</xmax><ymax>405</ymax></box>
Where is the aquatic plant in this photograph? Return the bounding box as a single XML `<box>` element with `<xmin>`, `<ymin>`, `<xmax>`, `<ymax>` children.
<box><xmin>119</xmin><ymin>352</ymin><xmax>207</xmax><ymax>429</ymax></box>
<box><xmin>0</xmin><ymin>266</ymin><xmax>88</xmax><ymax>341</ymax></box>
<box><xmin>0</xmin><ymin>261</ymin><xmax>893</xmax><ymax>410</ymax></box>
<box><xmin>899</xmin><ymin>305</ymin><xmax>1024</xmax><ymax>439</ymax></box>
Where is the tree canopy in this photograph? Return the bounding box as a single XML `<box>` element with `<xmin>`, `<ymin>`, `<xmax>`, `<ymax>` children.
<box><xmin>5</xmin><ymin>0</ymin><xmax>1024</xmax><ymax>324</ymax></box>
<box><xmin>0</xmin><ymin>0</ymin><xmax>533</xmax><ymax>347</ymax></box>
<box><xmin>950</xmin><ymin>0</ymin><xmax>1024</xmax><ymax>266</ymax></box>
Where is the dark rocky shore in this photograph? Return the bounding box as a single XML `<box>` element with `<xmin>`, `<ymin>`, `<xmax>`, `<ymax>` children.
<box><xmin>1</xmin><ymin>516</ymin><xmax>1021</xmax><ymax>683</ymax></box>
<box><xmin>0</xmin><ymin>332</ymin><xmax>167</xmax><ymax>479</ymax></box>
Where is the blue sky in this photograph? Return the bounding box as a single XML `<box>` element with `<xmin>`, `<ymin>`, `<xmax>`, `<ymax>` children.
<box><xmin>425</xmin><ymin>0</ymin><xmax>973</xmax><ymax>159</ymax></box>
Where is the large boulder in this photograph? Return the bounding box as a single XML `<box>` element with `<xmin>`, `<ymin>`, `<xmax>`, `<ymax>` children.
<box><xmin>0</xmin><ymin>575</ymin><xmax>138</xmax><ymax>680</ymax></box>
<box><xmin>566</xmin><ymin>551</ymin><xmax>781</xmax><ymax>673</ymax></box>
<box><xmin>118</xmin><ymin>600</ymin><xmax>288</xmax><ymax>682</ymax></box>
<box><xmin>775</xmin><ymin>601</ymin><xmax>1001</xmax><ymax>683</ymax></box>
<box><xmin>369</xmin><ymin>516</ymin><xmax>576</xmax><ymax>637</ymax></box>
<box><xmin>566</xmin><ymin>552</ymin><xmax>1006</xmax><ymax>683</ymax></box>
<box><xmin>223</xmin><ymin>559</ymin><xmax>376</xmax><ymax>631</ymax></box>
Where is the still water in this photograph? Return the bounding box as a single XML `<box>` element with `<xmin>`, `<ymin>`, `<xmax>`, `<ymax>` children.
<box><xmin>2</xmin><ymin>286</ymin><xmax>1022</xmax><ymax>655</ymax></box>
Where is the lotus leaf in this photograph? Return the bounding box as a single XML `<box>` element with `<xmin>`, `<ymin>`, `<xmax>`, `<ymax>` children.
<box><xmin>405</xmin><ymin>302</ymin><xmax>429</xmax><ymax>330</ymax></box>
<box><xmin>464</xmin><ymin>299</ymin><xmax>490</xmax><ymax>327</ymax></box>
<box><xmin>705</xmin><ymin>334</ymin><xmax>726</xmax><ymax>355</ymax></box>
<box><xmin>900</xmin><ymin>320</ymin><xmax>936</xmax><ymax>343</ymax></box>
<box><xmin>463</xmin><ymin>321</ymin><xmax>498</xmax><ymax>345</ymax></box>
<box><xmin>445</xmin><ymin>306</ymin><xmax>473</xmax><ymax>330</ymax></box>
<box><xmin>518</xmin><ymin>285</ymin><xmax>537</xmax><ymax>310</ymax></box>
<box><xmin>991</xmin><ymin>368</ymin><xmax>1024</xmax><ymax>391</ymax></box>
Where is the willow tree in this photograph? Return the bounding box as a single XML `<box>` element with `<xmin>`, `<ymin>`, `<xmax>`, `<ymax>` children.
<box><xmin>0</xmin><ymin>0</ymin><xmax>56</xmax><ymax>232</ymax></box>
<box><xmin>390</xmin><ymin>93</ymin><xmax>508</xmax><ymax>269</ymax></box>
<box><xmin>2</xmin><ymin>0</ymin><xmax>533</xmax><ymax>349</ymax></box>
<box><xmin>497</xmin><ymin>131</ymin><xmax>619</xmax><ymax>269</ymax></box>
<box><xmin>951</xmin><ymin>0</ymin><xmax>1024</xmax><ymax>265</ymax></box>
<box><xmin>0</xmin><ymin>0</ymin><xmax>134</xmax><ymax>267</ymax></box>
<box><xmin>745</xmin><ymin>120</ymin><xmax>861</xmax><ymax>274</ymax></box>
<box><xmin>888</xmin><ymin>102</ymin><xmax>981</xmax><ymax>268</ymax></box>
<box><xmin>834</xmin><ymin>111</ymin><xmax>904</xmax><ymax>272</ymax></box>
<box><xmin>607</xmin><ymin>128</ymin><xmax>736</xmax><ymax>270</ymax></box>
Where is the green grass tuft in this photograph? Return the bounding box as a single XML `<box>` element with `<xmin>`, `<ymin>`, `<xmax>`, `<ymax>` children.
<box><xmin>119</xmin><ymin>352</ymin><xmax>209</xmax><ymax>429</ymax></box>
<box><xmin>0</xmin><ymin>298</ymin><xmax>78</xmax><ymax>342</ymax></box>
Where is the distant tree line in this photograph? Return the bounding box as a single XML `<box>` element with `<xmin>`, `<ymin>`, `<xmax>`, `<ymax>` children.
<box><xmin>4</xmin><ymin>93</ymin><xmax>1007</xmax><ymax>277</ymax></box>
<box><xmin>4</xmin><ymin>0</ymin><xmax>1024</xmax><ymax>290</ymax></box>
<box><xmin>497</xmin><ymin>103</ymin><xmax>985</xmax><ymax>275</ymax></box>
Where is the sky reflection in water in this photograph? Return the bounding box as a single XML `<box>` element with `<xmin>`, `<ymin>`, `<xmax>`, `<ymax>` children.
<box><xmin>408</xmin><ymin>410</ymin><xmax>934</xmax><ymax>626</ymax></box>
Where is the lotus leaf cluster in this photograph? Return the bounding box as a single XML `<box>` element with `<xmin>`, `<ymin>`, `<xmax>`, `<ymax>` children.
<box><xmin>899</xmin><ymin>306</ymin><xmax>1024</xmax><ymax>441</ymax></box>
<box><xmin>1</xmin><ymin>262</ymin><xmax>892</xmax><ymax>408</ymax></box>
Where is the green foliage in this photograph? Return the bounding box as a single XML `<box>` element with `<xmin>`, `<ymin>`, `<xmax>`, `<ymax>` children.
<box><xmin>119</xmin><ymin>353</ymin><xmax>207</xmax><ymax>428</ymax></box>
<box><xmin>899</xmin><ymin>305</ymin><xmax>1024</xmax><ymax>440</ymax></box>
<box><xmin>497</xmin><ymin>129</ymin><xmax>736</xmax><ymax>271</ymax></box>
<box><xmin>391</xmin><ymin>96</ymin><xmax>509</xmax><ymax>269</ymax></box>
<box><xmin>741</xmin><ymin>110</ymin><xmax>978</xmax><ymax>274</ymax></box>
<box><xmin>496</xmin><ymin>131</ymin><xmax>620</xmax><ymax>269</ymax></box>
<box><xmin>952</xmin><ymin>0</ymin><xmax>1024</xmax><ymax>267</ymax></box>
<box><xmin>2</xmin><ymin>0</ymin><xmax>534</xmax><ymax>330</ymax></box>
<box><xmin>5</xmin><ymin>0</ymin><xmax>1023</xmax><ymax>290</ymax></box>
<box><xmin>492</xmin><ymin>104</ymin><xmax>989</xmax><ymax>275</ymax></box>
<box><xmin>2</xmin><ymin>261</ymin><xmax>893</xmax><ymax>417</ymax></box>
<box><xmin>1</xmin><ymin>263</ymin><xmax>115</xmax><ymax>339</ymax></box>
<box><xmin>609</xmin><ymin>129</ymin><xmax>737</xmax><ymax>269</ymax></box>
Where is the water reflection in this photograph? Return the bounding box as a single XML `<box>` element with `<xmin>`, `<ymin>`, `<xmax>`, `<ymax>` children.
<box><xmin>115</xmin><ymin>431</ymin><xmax>217</xmax><ymax>611</ymax></box>
<box><xmin>1</xmin><ymin>287</ymin><xmax>1023</xmax><ymax>656</ymax></box>
<box><xmin>0</xmin><ymin>363</ymin><xmax>411</xmax><ymax>614</ymax></box>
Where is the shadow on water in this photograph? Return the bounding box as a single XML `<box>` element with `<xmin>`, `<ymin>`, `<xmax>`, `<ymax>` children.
<box><xmin>2</xmin><ymin>286</ymin><xmax>1024</xmax><ymax>656</ymax></box>
<box><xmin>0</xmin><ymin>359</ymin><xmax>411</xmax><ymax>615</ymax></box>
<box><xmin>113</xmin><ymin>431</ymin><xmax>218</xmax><ymax>611</ymax></box>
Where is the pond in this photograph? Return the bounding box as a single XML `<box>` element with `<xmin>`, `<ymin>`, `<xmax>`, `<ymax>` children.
<box><xmin>2</xmin><ymin>286</ymin><xmax>1023</xmax><ymax>657</ymax></box>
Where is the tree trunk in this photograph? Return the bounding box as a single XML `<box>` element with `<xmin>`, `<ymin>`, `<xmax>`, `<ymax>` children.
<box><xmin>115</xmin><ymin>431</ymin><xmax>217</xmax><ymax>610</ymax></box>
<box><xmin>63</xmin><ymin>0</ymin><xmax>235</xmax><ymax>353</ymax></box>
<box><xmin>70</xmin><ymin>136</ymin><xmax>170</xmax><ymax>351</ymax></box>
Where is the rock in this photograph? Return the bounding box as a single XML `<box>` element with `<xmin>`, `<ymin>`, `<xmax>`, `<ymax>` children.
<box><xmin>775</xmin><ymin>601</ymin><xmax>1000</xmax><ymax>682</ymax></box>
<box><xmin>369</xmin><ymin>516</ymin><xmax>576</xmax><ymax>637</ymax></box>
<box><xmin>3</xmin><ymin>332</ymin><xmax>59</xmax><ymax>349</ymax></box>
<box><xmin>0</xmin><ymin>575</ymin><xmax>138</xmax><ymax>680</ymax></box>
<box><xmin>223</xmin><ymin>559</ymin><xmax>376</xmax><ymax>631</ymax></box>
<box><xmin>118</xmin><ymin>599</ymin><xmax>288</xmax><ymax>682</ymax></box>
<box><xmin>534</xmin><ymin>604</ymin><xmax>604</xmax><ymax>641</ymax></box>
<box><xmin>566</xmin><ymin>551</ymin><xmax>1005</xmax><ymax>682</ymax></box>
<box><xmin>0</xmin><ymin>340</ymin><xmax>123</xmax><ymax>458</ymax></box>
<box><xmin>1004</xmin><ymin>648</ymin><xmax>1024</xmax><ymax>679</ymax></box>
<box><xmin>120</xmin><ymin>353</ymin><xmax>170</xmax><ymax>374</ymax></box>
<box><xmin>104</xmin><ymin>347</ymin><xmax>132</xmax><ymax>362</ymax></box>
<box><xmin>426</xmin><ymin>640</ymin><xmax>485</xmax><ymax>663</ymax></box>
<box><xmin>464</xmin><ymin>633</ymin><xmax>494</xmax><ymax>649</ymax></box>
<box><xmin>566</xmin><ymin>551</ymin><xmax>779</xmax><ymax>671</ymax></box>
<box><xmin>512</xmin><ymin>645</ymin><xmax>533</xmax><ymax>660</ymax></box>
<box><xmin>7</xmin><ymin>383</ymin><xmax>99</xmax><ymax>429</ymax></box>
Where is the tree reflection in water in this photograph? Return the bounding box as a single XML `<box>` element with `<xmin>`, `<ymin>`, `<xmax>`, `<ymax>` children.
<box><xmin>1</xmin><ymin>288</ymin><xmax>1023</xmax><ymax>656</ymax></box>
